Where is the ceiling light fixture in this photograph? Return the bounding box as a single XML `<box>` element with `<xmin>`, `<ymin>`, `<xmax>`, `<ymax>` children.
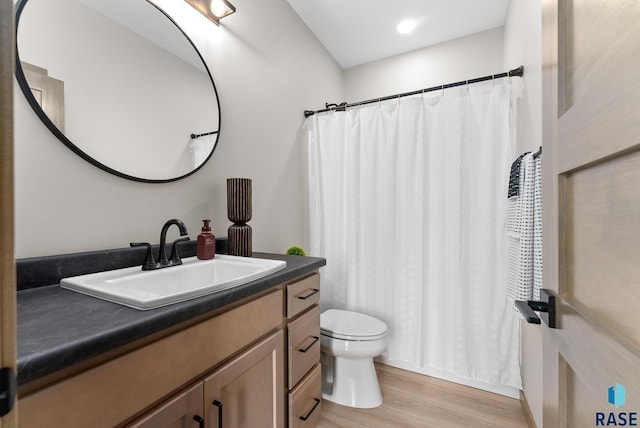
<box><xmin>184</xmin><ymin>0</ymin><xmax>236</xmax><ymax>25</ymax></box>
<box><xmin>396</xmin><ymin>20</ymin><xmax>416</xmax><ymax>34</ymax></box>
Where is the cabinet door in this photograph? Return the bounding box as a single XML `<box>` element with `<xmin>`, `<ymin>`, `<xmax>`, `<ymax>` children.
<box><xmin>128</xmin><ymin>382</ymin><xmax>204</xmax><ymax>428</ymax></box>
<box><xmin>204</xmin><ymin>330</ymin><xmax>285</xmax><ymax>428</ymax></box>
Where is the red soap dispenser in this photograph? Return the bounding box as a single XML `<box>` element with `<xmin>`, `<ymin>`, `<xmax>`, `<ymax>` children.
<box><xmin>197</xmin><ymin>219</ymin><xmax>216</xmax><ymax>260</ymax></box>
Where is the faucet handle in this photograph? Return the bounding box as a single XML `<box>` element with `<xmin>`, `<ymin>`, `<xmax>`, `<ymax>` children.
<box><xmin>130</xmin><ymin>242</ymin><xmax>157</xmax><ymax>270</ymax></box>
<box><xmin>169</xmin><ymin>237</ymin><xmax>190</xmax><ymax>265</ymax></box>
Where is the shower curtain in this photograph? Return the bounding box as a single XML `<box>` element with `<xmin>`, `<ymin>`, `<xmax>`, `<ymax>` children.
<box><xmin>307</xmin><ymin>80</ymin><xmax>521</xmax><ymax>389</ymax></box>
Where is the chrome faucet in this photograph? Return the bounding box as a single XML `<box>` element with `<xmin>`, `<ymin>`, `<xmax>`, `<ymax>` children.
<box><xmin>130</xmin><ymin>219</ymin><xmax>190</xmax><ymax>271</ymax></box>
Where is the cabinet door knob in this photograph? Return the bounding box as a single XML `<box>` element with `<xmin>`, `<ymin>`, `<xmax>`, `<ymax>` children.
<box><xmin>299</xmin><ymin>397</ymin><xmax>321</xmax><ymax>421</ymax></box>
<box><xmin>193</xmin><ymin>415</ymin><xmax>204</xmax><ymax>428</ymax></box>
<box><xmin>212</xmin><ymin>400</ymin><xmax>223</xmax><ymax>427</ymax></box>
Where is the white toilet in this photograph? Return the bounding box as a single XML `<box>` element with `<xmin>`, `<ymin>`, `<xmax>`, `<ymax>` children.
<box><xmin>320</xmin><ymin>309</ymin><xmax>388</xmax><ymax>409</ymax></box>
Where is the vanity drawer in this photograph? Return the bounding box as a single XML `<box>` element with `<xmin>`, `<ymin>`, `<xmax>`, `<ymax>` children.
<box><xmin>288</xmin><ymin>305</ymin><xmax>320</xmax><ymax>389</ymax></box>
<box><xmin>288</xmin><ymin>363</ymin><xmax>322</xmax><ymax>428</ymax></box>
<box><xmin>287</xmin><ymin>273</ymin><xmax>320</xmax><ymax>318</ymax></box>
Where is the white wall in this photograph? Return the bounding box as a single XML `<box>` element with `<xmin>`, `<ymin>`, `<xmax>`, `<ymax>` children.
<box><xmin>503</xmin><ymin>0</ymin><xmax>543</xmax><ymax>426</ymax></box>
<box><xmin>343</xmin><ymin>27</ymin><xmax>504</xmax><ymax>102</ymax></box>
<box><xmin>504</xmin><ymin>0</ymin><xmax>542</xmax><ymax>155</ymax></box>
<box><xmin>14</xmin><ymin>0</ymin><xmax>343</xmax><ymax>258</ymax></box>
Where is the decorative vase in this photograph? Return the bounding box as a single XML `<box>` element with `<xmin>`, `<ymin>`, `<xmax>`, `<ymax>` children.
<box><xmin>227</xmin><ymin>178</ymin><xmax>252</xmax><ymax>256</ymax></box>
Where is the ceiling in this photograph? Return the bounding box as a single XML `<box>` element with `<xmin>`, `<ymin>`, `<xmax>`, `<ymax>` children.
<box><xmin>286</xmin><ymin>0</ymin><xmax>511</xmax><ymax>69</ymax></box>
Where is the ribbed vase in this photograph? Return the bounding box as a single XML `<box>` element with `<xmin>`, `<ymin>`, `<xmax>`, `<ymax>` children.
<box><xmin>227</xmin><ymin>178</ymin><xmax>252</xmax><ymax>224</ymax></box>
<box><xmin>227</xmin><ymin>224</ymin><xmax>252</xmax><ymax>257</ymax></box>
<box><xmin>227</xmin><ymin>178</ymin><xmax>252</xmax><ymax>256</ymax></box>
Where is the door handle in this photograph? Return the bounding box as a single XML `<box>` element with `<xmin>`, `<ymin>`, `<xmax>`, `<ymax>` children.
<box><xmin>515</xmin><ymin>289</ymin><xmax>556</xmax><ymax>328</ymax></box>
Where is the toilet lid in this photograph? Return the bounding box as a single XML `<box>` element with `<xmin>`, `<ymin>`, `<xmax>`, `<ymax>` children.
<box><xmin>320</xmin><ymin>309</ymin><xmax>387</xmax><ymax>341</ymax></box>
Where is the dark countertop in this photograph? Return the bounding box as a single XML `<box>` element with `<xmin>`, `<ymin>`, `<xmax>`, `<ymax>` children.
<box><xmin>17</xmin><ymin>251</ymin><xmax>325</xmax><ymax>385</ymax></box>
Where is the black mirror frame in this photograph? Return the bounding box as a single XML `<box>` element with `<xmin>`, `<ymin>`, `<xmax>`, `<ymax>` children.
<box><xmin>14</xmin><ymin>0</ymin><xmax>222</xmax><ymax>183</ymax></box>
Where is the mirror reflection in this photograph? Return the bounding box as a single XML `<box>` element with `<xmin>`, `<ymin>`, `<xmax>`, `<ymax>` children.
<box><xmin>16</xmin><ymin>0</ymin><xmax>221</xmax><ymax>182</ymax></box>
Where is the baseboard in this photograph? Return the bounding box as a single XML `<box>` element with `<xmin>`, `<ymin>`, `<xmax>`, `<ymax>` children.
<box><xmin>377</xmin><ymin>357</ymin><xmax>521</xmax><ymax>399</ymax></box>
<box><xmin>520</xmin><ymin>390</ymin><xmax>538</xmax><ymax>428</ymax></box>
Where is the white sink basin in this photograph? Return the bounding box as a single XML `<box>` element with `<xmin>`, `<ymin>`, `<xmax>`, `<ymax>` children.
<box><xmin>60</xmin><ymin>255</ymin><xmax>287</xmax><ymax>310</ymax></box>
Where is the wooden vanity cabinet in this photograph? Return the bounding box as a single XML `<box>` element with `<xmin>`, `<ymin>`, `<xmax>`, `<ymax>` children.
<box><xmin>285</xmin><ymin>273</ymin><xmax>322</xmax><ymax>428</ymax></box>
<box><xmin>18</xmin><ymin>271</ymin><xmax>323</xmax><ymax>428</ymax></box>
<box><xmin>18</xmin><ymin>289</ymin><xmax>285</xmax><ymax>428</ymax></box>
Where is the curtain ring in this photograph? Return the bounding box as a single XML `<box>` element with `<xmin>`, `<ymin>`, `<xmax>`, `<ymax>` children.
<box><xmin>441</xmin><ymin>85</ymin><xmax>445</xmax><ymax>97</ymax></box>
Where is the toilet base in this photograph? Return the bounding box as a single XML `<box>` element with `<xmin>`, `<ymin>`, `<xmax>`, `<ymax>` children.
<box><xmin>321</xmin><ymin>354</ymin><xmax>383</xmax><ymax>409</ymax></box>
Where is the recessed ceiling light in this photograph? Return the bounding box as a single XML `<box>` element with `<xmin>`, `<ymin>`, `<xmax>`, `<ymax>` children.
<box><xmin>396</xmin><ymin>20</ymin><xmax>416</xmax><ymax>34</ymax></box>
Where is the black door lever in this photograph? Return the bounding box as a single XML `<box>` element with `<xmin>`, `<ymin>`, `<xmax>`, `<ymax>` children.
<box><xmin>515</xmin><ymin>289</ymin><xmax>556</xmax><ymax>328</ymax></box>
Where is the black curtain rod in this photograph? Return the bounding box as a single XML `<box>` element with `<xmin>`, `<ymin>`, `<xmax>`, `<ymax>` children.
<box><xmin>303</xmin><ymin>65</ymin><xmax>524</xmax><ymax>118</ymax></box>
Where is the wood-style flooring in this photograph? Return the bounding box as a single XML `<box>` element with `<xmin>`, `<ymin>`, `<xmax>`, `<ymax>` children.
<box><xmin>318</xmin><ymin>363</ymin><xmax>529</xmax><ymax>428</ymax></box>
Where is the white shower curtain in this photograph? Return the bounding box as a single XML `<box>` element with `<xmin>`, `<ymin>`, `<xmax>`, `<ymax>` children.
<box><xmin>308</xmin><ymin>80</ymin><xmax>521</xmax><ymax>389</ymax></box>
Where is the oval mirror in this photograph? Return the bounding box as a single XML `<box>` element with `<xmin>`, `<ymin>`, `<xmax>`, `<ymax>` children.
<box><xmin>15</xmin><ymin>0</ymin><xmax>221</xmax><ymax>182</ymax></box>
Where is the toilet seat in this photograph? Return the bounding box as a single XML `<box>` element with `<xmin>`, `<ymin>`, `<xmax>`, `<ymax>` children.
<box><xmin>321</xmin><ymin>309</ymin><xmax>387</xmax><ymax>341</ymax></box>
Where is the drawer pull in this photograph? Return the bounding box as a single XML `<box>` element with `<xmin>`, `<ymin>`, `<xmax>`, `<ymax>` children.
<box><xmin>298</xmin><ymin>336</ymin><xmax>319</xmax><ymax>353</ymax></box>
<box><xmin>213</xmin><ymin>400</ymin><xmax>223</xmax><ymax>427</ymax></box>
<box><xmin>193</xmin><ymin>415</ymin><xmax>204</xmax><ymax>428</ymax></box>
<box><xmin>299</xmin><ymin>398</ymin><xmax>321</xmax><ymax>421</ymax></box>
<box><xmin>297</xmin><ymin>288</ymin><xmax>319</xmax><ymax>300</ymax></box>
